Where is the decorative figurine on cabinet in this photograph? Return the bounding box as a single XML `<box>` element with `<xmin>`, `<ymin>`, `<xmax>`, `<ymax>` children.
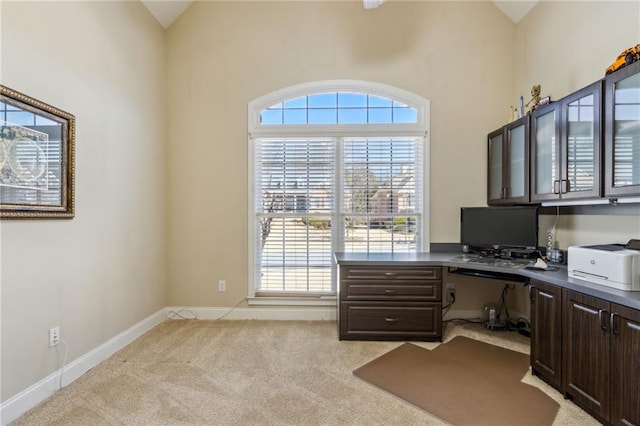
<box><xmin>526</xmin><ymin>84</ymin><xmax>541</xmax><ymax>113</ymax></box>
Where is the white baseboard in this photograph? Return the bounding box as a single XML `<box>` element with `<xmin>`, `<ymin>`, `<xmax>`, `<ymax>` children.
<box><xmin>0</xmin><ymin>308</ymin><xmax>167</xmax><ymax>426</ymax></box>
<box><xmin>165</xmin><ymin>306</ymin><xmax>337</xmax><ymax>321</ymax></box>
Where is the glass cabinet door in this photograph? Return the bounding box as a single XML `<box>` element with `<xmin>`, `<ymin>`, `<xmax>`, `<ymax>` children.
<box><xmin>606</xmin><ymin>61</ymin><xmax>640</xmax><ymax>197</ymax></box>
<box><xmin>531</xmin><ymin>103</ymin><xmax>561</xmax><ymax>201</ymax></box>
<box><xmin>561</xmin><ymin>81</ymin><xmax>602</xmax><ymax>199</ymax></box>
<box><xmin>488</xmin><ymin>129</ymin><xmax>504</xmax><ymax>204</ymax></box>
<box><xmin>506</xmin><ymin>118</ymin><xmax>529</xmax><ymax>202</ymax></box>
<box><xmin>487</xmin><ymin>116</ymin><xmax>530</xmax><ymax>205</ymax></box>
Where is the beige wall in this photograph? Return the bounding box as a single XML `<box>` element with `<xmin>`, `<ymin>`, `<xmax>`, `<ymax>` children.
<box><xmin>515</xmin><ymin>1</ymin><xmax>640</xmax><ymax>248</ymax></box>
<box><xmin>514</xmin><ymin>1</ymin><xmax>640</xmax><ymax>101</ymax></box>
<box><xmin>0</xmin><ymin>1</ymin><xmax>167</xmax><ymax>402</ymax></box>
<box><xmin>165</xmin><ymin>1</ymin><xmax>516</xmax><ymax>307</ymax></box>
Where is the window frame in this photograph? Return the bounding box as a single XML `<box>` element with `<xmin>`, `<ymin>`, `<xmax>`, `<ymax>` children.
<box><xmin>248</xmin><ymin>80</ymin><xmax>430</xmax><ymax>304</ymax></box>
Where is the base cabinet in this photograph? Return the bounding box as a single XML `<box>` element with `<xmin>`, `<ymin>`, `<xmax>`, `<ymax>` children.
<box><xmin>530</xmin><ymin>280</ymin><xmax>563</xmax><ymax>390</ymax></box>
<box><xmin>563</xmin><ymin>290</ymin><xmax>611</xmax><ymax>422</ymax></box>
<box><xmin>610</xmin><ymin>304</ymin><xmax>640</xmax><ymax>426</ymax></box>
<box><xmin>531</xmin><ymin>283</ymin><xmax>640</xmax><ymax>425</ymax></box>
<box><xmin>338</xmin><ymin>265</ymin><xmax>442</xmax><ymax>341</ymax></box>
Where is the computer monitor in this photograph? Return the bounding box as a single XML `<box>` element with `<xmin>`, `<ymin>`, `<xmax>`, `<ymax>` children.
<box><xmin>460</xmin><ymin>206</ymin><xmax>538</xmax><ymax>252</ymax></box>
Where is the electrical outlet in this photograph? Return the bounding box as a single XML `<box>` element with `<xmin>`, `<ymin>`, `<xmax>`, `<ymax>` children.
<box><xmin>218</xmin><ymin>280</ymin><xmax>226</xmax><ymax>292</ymax></box>
<box><xmin>49</xmin><ymin>326</ymin><xmax>60</xmax><ymax>347</ymax></box>
<box><xmin>445</xmin><ymin>283</ymin><xmax>456</xmax><ymax>304</ymax></box>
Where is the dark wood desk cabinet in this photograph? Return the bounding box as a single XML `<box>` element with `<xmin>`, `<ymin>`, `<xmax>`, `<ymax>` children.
<box><xmin>531</xmin><ymin>279</ymin><xmax>640</xmax><ymax>426</ymax></box>
<box><xmin>563</xmin><ymin>289</ymin><xmax>640</xmax><ymax>426</ymax></box>
<box><xmin>530</xmin><ymin>280</ymin><xmax>563</xmax><ymax>390</ymax></box>
<box><xmin>338</xmin><ymin>265</ymin><xmax>442</xmax><ymax>341</ymax></box>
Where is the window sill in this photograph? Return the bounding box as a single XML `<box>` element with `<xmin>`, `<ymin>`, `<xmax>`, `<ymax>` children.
<box><xmin>247</xmin><ymin>296</ymin><xmax>337</xmax><ymax>307</ymax></box>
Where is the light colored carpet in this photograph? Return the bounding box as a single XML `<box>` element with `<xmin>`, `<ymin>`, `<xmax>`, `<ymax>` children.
<box><xmin>12</xmin><ymin>320</ymin><xmax>598</xmax><ymax>425</ymax></box>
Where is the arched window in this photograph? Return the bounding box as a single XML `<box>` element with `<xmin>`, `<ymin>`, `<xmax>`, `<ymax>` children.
<box><xmin>248</xmin><ymin>80</ymin><xmax>430</xmax><ymax>300</ymax></box>
<box><xmin>259</xmin><ymin>92</ymin><xmax>418</xmax><ymax>125</ymax></box>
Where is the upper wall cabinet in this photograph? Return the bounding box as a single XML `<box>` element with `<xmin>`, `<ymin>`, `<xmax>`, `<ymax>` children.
<box><xmin>531</xmin><ymin>81</ymin><xmax>603</xmax><ymax>202</ymax></box>
<box><xmin>487</xmin><ymin>116</ymin><xmax>530</xmax><ymax>205</ymax></box>
<box><xmin>605</xmin><ymin>60</ymin><xmax>640</xmax><ymax>197</ymax></box>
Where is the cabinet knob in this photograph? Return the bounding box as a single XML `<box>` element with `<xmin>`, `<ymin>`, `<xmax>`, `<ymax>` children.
<box><xmin>384</xmin><ymin>289</ymin><xmax>396</xmax><ymax>294</ymax></box>
<box><xmin>384</xmin><ymin>317</ymin><xmax>399</xmax><ymax>323</ymax></box>
<box><xmin>384</xmin><ymin>272</ymin><xmax>398</xmax><ymax>278</ymax></box>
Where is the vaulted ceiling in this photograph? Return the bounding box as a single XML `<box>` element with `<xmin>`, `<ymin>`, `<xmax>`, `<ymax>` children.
<box><xmin>141</xmin><ymin>0</ymin><xmax>192</xmax><ymax>29</ymax></box>
<box><xmin>141</xmin><ymin>1</ymin><xmax>539</xmax><ymax>29</ymax></box>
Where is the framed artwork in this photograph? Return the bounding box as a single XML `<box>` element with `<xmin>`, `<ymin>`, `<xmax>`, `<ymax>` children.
<box><xmin>0</xmin><ymin>85</ymin><xmax>75</xmax><ymax>218</ymax></box>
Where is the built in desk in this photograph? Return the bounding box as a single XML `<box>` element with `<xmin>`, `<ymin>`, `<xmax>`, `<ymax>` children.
<box><xmin>334</xmin><ymin>252</ymin><xmax>640</xmax><ymax>341</ymax></box>
<box><xmin>334</xmin><ymin>251</ymin><xmax>640</xmax><ymax>425</ymax></box>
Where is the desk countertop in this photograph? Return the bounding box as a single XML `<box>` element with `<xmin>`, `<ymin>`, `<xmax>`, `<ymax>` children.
<box><xmin>334</xmin><ymin>252</ymin><xmax>640</xmax><ymax>311</ymax></box>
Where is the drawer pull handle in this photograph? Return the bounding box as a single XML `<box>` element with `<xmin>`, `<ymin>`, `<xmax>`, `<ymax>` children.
<box><xmin>384</xmin><ymin>317</ymin><xmax>399</xmax><ymax>323</ymax></box>
<box><xmin>384</xmin><ymin>289</ymin><xmax>396</xmax><ymax>294</ymax></box>
<box><xmin>384</xmin><ymin>272</ymin><xmax>398</xmax><ymax>277</ymax></box>
<box><xmin>599</xmin><ymin>309</ymin><xmax>609</xmax><ymax>331</ymax></box>
<box><xmin>611</xmin><ymin>313</ymin><xmax>619</xmax><ymax>335</ymax></box>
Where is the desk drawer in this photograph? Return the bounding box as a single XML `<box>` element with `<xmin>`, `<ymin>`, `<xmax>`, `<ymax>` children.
<box><xmin>341</xmin><ymin>266</ymin><xmax>441</xmax><ymax>281</ymax></box>
<box><xmin>343</xmin><ymin>282</ymin><xmax>441</xmax><ymax>301</ymax></box>
<box><xmin>340</xmin><ymin>302</ymin><xmax>442</xmax><ymax>341</ymax></box>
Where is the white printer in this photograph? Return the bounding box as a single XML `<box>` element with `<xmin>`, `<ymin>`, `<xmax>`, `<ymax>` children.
<box><xmin>568</xmin><ymin>244</ymin><xmax>640</xmax><ymax>292</ymax></box>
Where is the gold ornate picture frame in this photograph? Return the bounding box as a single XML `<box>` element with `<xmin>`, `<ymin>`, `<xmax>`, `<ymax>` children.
<box><xmin>0</xmin><ymin>85</ymin><xmax>75</xmax><ymax>218</ymax></box>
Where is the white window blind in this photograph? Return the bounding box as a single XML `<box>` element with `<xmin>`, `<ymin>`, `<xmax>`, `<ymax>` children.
<box><xmin>342</xmin><ymin>137</ymin><xmax>421</xmax><ymax>253</ymax></box>
<box><xmin>255</xmin><ymin>138</ymin><xmax>335</xmax><ymax>294</ymax></box>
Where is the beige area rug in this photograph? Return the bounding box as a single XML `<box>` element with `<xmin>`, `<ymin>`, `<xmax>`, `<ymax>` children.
<box><xmin>11</xmin><ymin>321</ymin><xmax>598</xmax><ymax>426</ymax></box>
<box><xmin>353</xmin><ymin>336</ymin><xmax>560</xmax><ymax>426</ymax></box>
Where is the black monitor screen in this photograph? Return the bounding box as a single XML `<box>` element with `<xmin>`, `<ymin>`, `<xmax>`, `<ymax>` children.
<box><xmin>460</xmin><ymin>206</ymin><xmax>538</xmax><ymax>251</ymax></box>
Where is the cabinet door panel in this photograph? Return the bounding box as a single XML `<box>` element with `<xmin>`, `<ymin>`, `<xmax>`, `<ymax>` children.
<box><xmin>531</xmin><ymin>103</ymin><xmax>561</xmax><ymax>201</ymax></box>
<box><xmin>506</xmin><ymin>117</ymin><xmax>530</xmax><ymax>203</ymax></box>
<box><xmin>488</xmin><ymin>129</ymin><xmax>504</xmax><ymax>204</ymax></box>
<box><xmin>561</xmin><ymin>81</ymin><xmax>602</xmax><ymax>199</ymax></box>
<box><xmin>605</xmin><ymin>60</ymin><xmax>640</xmax><ymax>197</ymax></box>
<box><xmin>562</xmin><ymin>289</ymin><xmax>610</xmax><ymax>422</ymax></box>
<box><xmin>487</xmin><ymin>116</ymin><xmax>529</xmax><ymax>205</ymax></box>
<box><xmin>611</xmin><ymin>303</ymin><xmax>640</xmax><ymax>426</ymax></box>
<box><xmin>530</xmin><ymin>280</ymin><xmax>562</xmax><ymax>390</ymax></box>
